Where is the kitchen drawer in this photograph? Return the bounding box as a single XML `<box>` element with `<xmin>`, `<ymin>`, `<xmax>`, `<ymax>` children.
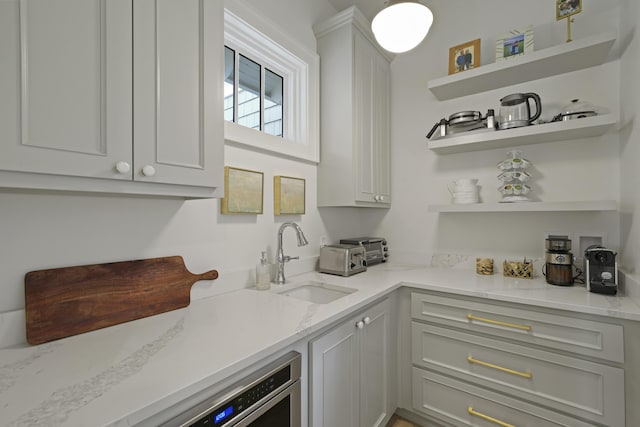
<box><xmin>412</xmin><ymin>367</ymin><xmax>594</xmax><ymax>427</ymax></box>
<box><xmin>411</xmin><ymin>292</ymin><xmax>624</xmax><ymax>363</ymax></box>
<box><xmin>412</xmin><ymin>323</ymin><xmax>625</xmax><ymax>427</ymax></box>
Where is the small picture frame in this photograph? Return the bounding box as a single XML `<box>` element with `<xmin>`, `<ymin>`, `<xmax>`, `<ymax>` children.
<box><xmin>221</xmin><ymin>166</ymin><xmax>264</xmax><ymax>214</ymax></box>
<box><xmin>495</xmin><ymin>25</ymin><xmax>534</xmax><ymax>61</ymax></box>
<box><xmin>556</xmin><ymin>0</ymin><xmax>582</xmax><ymax>20</ymax></box>
<box><xmin>448</xmin><ymin>39</ymin><xmax>481</xmax><ymax>75</ymax></box>
<box><xmin>274</xmin><ymin>176</ymin><xmax>305</xmax><ymax>215</ymax></box>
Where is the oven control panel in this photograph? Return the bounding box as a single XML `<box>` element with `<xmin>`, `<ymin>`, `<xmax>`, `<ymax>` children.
<box><xmin>190</xmin><ymin>368</ymin><xmax>290</xmax><ymax>426</ymax></box>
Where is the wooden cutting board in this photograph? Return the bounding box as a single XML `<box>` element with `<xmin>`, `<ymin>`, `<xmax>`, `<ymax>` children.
<box><xmin>25</xmin><ymin>256</ymin><xmax>218</xmax><ymax>345</ymax></box>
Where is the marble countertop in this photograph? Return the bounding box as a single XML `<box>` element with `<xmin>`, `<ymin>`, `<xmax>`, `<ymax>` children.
<box><xmin>2</xmin><ymin>263</ymin><xmax>640</xmax><ymax>427</ymax></box>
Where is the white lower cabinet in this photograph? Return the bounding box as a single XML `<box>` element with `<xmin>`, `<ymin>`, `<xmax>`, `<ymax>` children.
<box><xmin>410</xmin><ymin>292</ymin><xmax>626</xmax><ymax>427</ymax></box>
<box><xmin>310</xmin><ymin>299</ymin><xmax>392</xmax><ymax>427</ymax></box>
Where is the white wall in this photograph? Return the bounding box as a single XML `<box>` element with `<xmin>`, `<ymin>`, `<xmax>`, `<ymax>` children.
<box><xmin>368</xmin><ymin>0</ymin><xmax>626</xmax><ymax>270</ymax></box>
<box><xmin>0</xmin><ymin>0</ymin><xmax>358</xmax><ymax>319</ymax></box>
<box><xmin>619</xmin><ymin>0</ymin><xmax>640</xmax><ymax>285</ymax></box>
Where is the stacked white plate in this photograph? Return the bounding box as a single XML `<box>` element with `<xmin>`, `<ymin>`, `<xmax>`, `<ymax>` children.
<box><xmin>449</xmin><ymin>178</ymin><xmax>479</xmax><ymax>204</ymax></box>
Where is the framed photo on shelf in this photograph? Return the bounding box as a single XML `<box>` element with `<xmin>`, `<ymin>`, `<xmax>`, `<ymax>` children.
<box><xmin>495</xmin><ymin>25</ymin><xmax>534</xmax><ymax>61</ymax></box>
<box><xmin>556</xmin><ymin>0</ymin><xmax>582</xmax><ymax>20</ymax></box>
<box><xmin>448</xmin><ymin>38</ymin><xmax>481</xmax><ymax>75</ymax></box>
<box><xmin>220</xmin><ymin>166</ymin><xmax>264</xmax><ymax>214</ymax></box>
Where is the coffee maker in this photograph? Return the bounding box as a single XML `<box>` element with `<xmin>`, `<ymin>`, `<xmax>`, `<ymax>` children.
<box><xmin>544</xmin><ymin>236</ymin><xmax>574</xmax><ymax>286</ymax></box>
<box><xmin>585</xmin><ymin>246</ymin><xmax>618</xmax><ymax>295</ymax></box>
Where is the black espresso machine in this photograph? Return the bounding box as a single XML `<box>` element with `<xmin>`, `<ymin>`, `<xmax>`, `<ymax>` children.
<box><xmin>585</xmin><ymin>245</ymin><xmax>618</xmax><ymax>295</ymax></box>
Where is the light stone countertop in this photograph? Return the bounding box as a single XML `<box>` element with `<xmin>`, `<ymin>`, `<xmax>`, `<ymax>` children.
<box><xmin>2</xmin><ymin>263</ymin><xmax>640</xmax><ymax>427</ymax></box>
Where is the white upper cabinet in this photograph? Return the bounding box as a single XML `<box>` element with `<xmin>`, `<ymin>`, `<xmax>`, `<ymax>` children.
<box><xmin>354</xmin><ymin>30</ymin><xmax>391</xmax><ymax>205</ymax></box>
<box><xmin>314</xmin><ymin>7</ymin><xmax>392</xmax><ymax>207</ymax></box>
<box><xmin>0</xmin><ymin>0</ymin><xmax>223</xmax><ymax>198</ymax></box>
<box><xmin>0</xmin><ymin>0</ymin><xmax>133</xmax><ymax>179</ymax></box>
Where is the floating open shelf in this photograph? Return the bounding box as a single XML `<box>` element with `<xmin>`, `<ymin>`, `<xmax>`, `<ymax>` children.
<box><xmin>427</xmin><ymin>114</ymin><xmax>616</xmax><ymax>154</ymax></box>
<box><xmin>428</xmin><ymin>33</ymin><xmax>616</xmax><ymax>101</ymax></box>
<box><xmin>427</xmin><ymin>200</ymin><xmax>617</xmax><ymax>213</ymax></box>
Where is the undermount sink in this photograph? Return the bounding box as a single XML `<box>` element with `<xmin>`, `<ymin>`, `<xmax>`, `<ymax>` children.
<box><xmin>278</xmin><ymin>281</ymin><xmax>357</xmax><ymax>304</ymax></box>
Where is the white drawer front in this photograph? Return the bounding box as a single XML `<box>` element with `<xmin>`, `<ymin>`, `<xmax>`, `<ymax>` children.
<box><xmin>411</xmin><ymin>292</ymin><xmax>624</xmax><ymax>363</ymax></box>
<box><xmin>412</xmin><ymin>367</ymin><xmax>594</xmax><ymax>427</ymax></box>
<box><xmin>412</xmin><ymin>323</ymin><xmax>625</xmax><ymax>427</ymax></box>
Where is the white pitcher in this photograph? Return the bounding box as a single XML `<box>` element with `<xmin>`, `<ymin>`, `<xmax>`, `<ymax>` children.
<box><xmin>448</xmin><ymin>178</ymin><xmax>479</xmax><ymax>204</ymax></box>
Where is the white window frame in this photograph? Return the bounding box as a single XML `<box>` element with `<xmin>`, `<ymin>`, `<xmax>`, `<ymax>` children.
<box><xmin>223</xmin><ymin>5</ymin><xmax>319</xmax><ymax>163</ymax></box>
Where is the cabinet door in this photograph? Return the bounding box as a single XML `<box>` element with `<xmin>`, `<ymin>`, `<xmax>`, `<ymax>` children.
<box><xmin>353</xmin><ymin>30</ymin><xmax>377</xmax><ymax>204</ymax></box>
<box><xmin>0</xmin><ymin>0</ymin><xmax>132</xmax><ymax>179</ymax></box>
<box><xmin>353</xmin><ymin>30</ymin><xmax>391</xmax><ymax>205</ymax></box>
<box><xmin>373</xmin><ymin>53</ymin><xmax>391</xmax><ymax>204</ymax></box>
<box><xmin>310</xmin><ymin>317</ymin><xmax>360</xmax><ymax>427</ymax></box>
<box><xmin>359</xmin><ymin>300</ymin><xmax>390</xmax><ymax>427</ymax></box>
<box><xmin>133</xmin><ymin>0</ymin><xmax>223</xmax><ymax>187</ymax></box>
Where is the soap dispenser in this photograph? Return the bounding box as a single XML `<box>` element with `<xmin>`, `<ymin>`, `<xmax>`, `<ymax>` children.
<box><xmin>256</xmin><ymin>251</ymin><xmax>271</xmax><ymax>290</ymax></box>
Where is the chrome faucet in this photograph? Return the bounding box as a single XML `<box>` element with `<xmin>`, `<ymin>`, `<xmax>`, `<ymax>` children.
<box><xmin>275</xmin><ymin>222</ymin><xmax>309</xmax><ymax>284</ymax></box>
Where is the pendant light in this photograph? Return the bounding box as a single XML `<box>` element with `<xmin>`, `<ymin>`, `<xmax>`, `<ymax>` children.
<box><xmin>371</xmin><ymin>0</ymin><xmax>433</xmax><ymax>53</ymax></box>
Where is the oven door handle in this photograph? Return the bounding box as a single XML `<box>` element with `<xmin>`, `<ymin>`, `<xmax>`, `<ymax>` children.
<box><xmin>234</xmin><ymin>380</ymin><xmax>301</xmax><ymax>427</ymax></box>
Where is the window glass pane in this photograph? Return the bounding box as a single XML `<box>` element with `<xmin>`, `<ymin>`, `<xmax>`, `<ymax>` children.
<box><xmin>264</xmin><ymin>68</ymin><xmax>283</xmax><ymax>137</ymax></box>
<box><xmin>224</xmin><ymin>46</ymin><xmax>235</xmax><ymax>122</ymax></box>
<box><xmin>238</xmin><ymin>54</ymin><xmax>261</xmax><ymax>131</ymax></box>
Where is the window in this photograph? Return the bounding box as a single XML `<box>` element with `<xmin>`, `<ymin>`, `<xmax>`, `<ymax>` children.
<box><xmin>223</xmin><ymin>5</ymin><xmax>319</xmax><ymax>162</ymax></box>
<box><xmin>224</xmin><ymin>47</ymin><xmax>284</xmax><ymax>138</ymax></box>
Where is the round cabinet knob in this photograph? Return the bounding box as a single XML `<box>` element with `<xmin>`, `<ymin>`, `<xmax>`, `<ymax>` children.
<box><xmin>378</xmin><ymin>195</ymin><xmax>385</xmax><ymax>202</ymax></box>
<box><xmin>115</xmin><ymin>161</ymin><xmax>131</xmax><ymax>174</ymax></box>
<box><xmin>356</xmin><ymin>321</ymin><xmax>365</xmax><ymax>329</ymax></box>
<box><xmin>373</xmin><ymin>195</ymin><xmax>380</xmax><ymax>202</ymax></box>
<box><xmin>141</xmin><ymin>165</ymin><xmax>156</xmax><ymax>177</ymax></box>
<box><xmin>363</xmin><ymin>316</ymin><xmax>371</xmax><ymax>325</ymax></box>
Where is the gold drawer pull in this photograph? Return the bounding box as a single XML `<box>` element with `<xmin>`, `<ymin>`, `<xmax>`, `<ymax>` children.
<box><xmin>466</xmin><ymin>314</ymin><xmax>531</xmax><ymax>331</ymax></box>
<box><xmin>467</xmin><ymin>356</ymin><xmax>532</xmax><ymax>379</ymax></box>
<box><xmin>468</xmin><ymin>407</ymin><xmax>516</xmax><ymax>427</ymax></box>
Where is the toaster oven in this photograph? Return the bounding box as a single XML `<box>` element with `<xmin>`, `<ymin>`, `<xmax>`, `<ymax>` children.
<box><xmin>339</xmin><ymin>237</ymin><xmax>388</xmax><ymax>265</ymax></box>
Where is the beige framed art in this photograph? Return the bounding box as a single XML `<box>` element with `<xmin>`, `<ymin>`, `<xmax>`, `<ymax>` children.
<box><xmin>274</xmin><ymin>176</ymin><xmax>305</xmax><ymax>215</ymax></box>
<box><xmin>495</xmin><ymin>26</ymin><xmax>534</xmax><ymax>61</ymax></box>
<box><xmin>448</xmin><ymin>39</ymin><xmax>480</xmax><ymax>75</ymax></box>
<box><xmin>221</xmin><ymin>166</ymin><xmax>264</xmax><ymax>214</ymax></box>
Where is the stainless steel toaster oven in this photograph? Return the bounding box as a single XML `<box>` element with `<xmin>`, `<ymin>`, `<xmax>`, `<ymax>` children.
<box><xmin>339</xmin><ymin>237</ymin><xmax>388</xmax><ymax>265</ymax></box>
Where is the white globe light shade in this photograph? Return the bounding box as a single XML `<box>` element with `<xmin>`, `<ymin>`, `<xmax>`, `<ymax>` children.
<box><xmin>371</xmin><ymin>1</ymin><xmax>433</xmax><ymax>53</ymax></box>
